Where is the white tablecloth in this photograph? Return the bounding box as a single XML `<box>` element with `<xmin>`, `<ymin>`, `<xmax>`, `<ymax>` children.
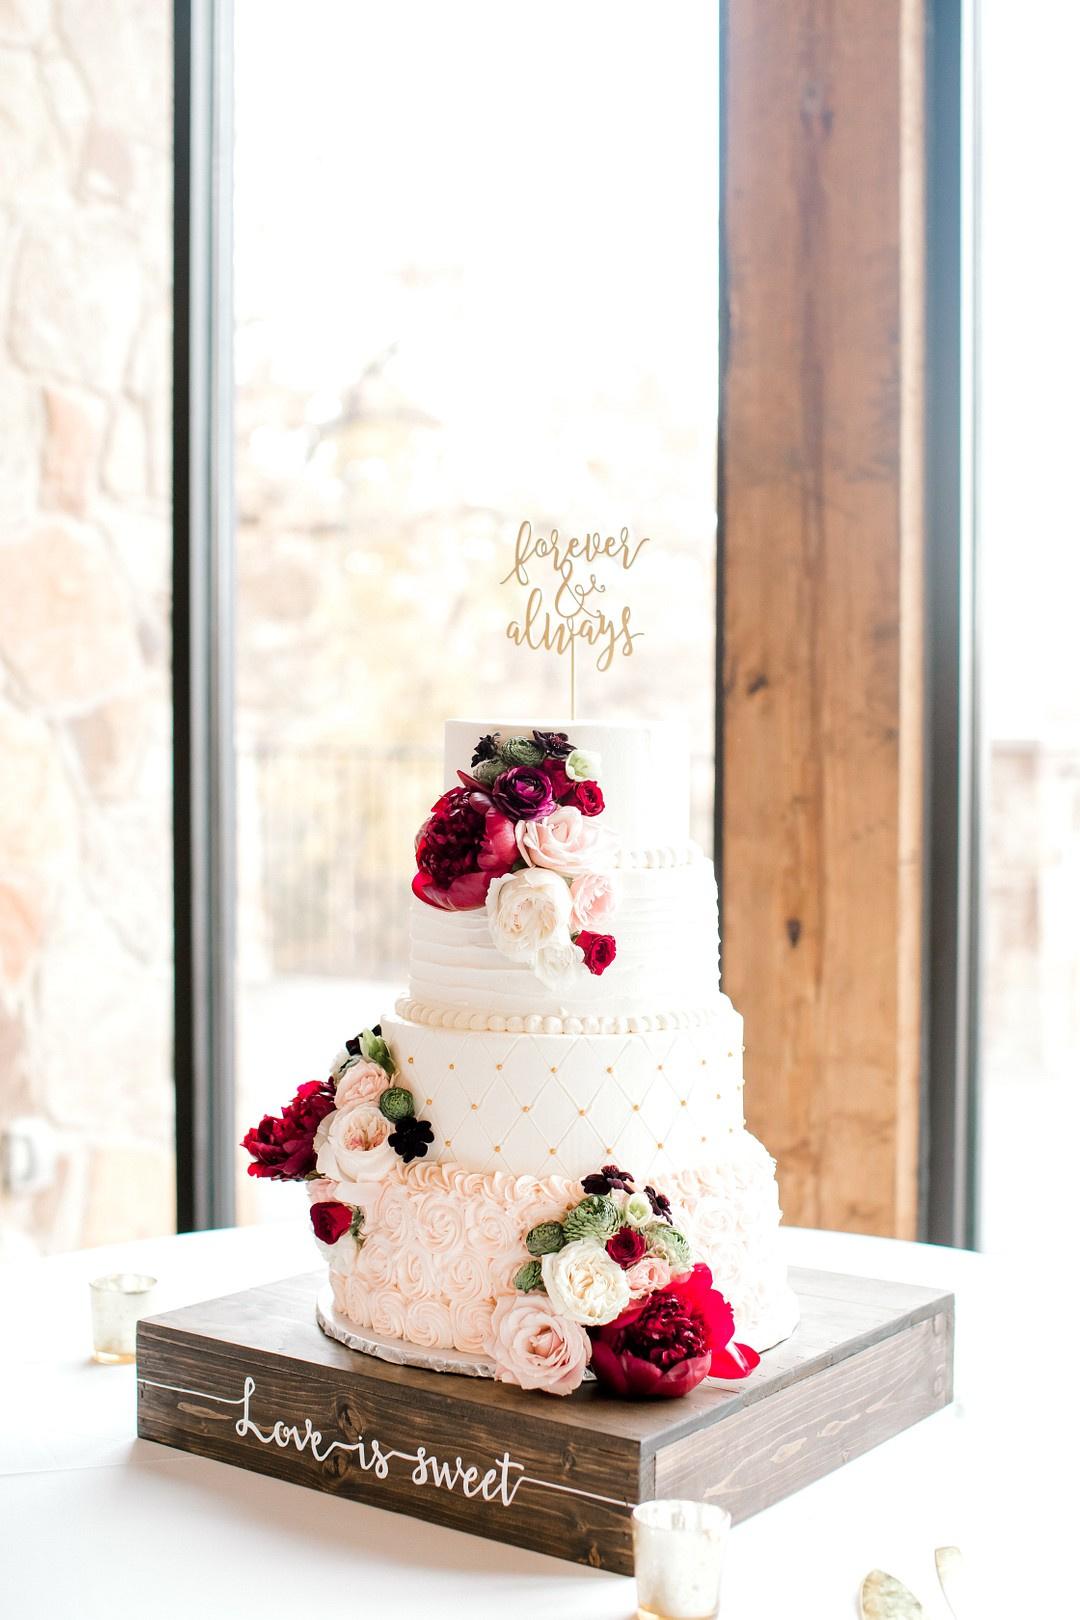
<box><xmin>1</xmin><ymin>1224</ymin><xmax>1068</xmax><ymax>1617</ymax></box>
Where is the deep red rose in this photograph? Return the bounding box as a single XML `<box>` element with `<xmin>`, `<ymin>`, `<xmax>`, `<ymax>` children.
<box><xmin>569</xmin><ymin>780</ymin><xmax>605</xmax><ymax>817</ymax></box>
<box><xmin>577</xmin><ymin>931</ymin><xmax>617</xmax><ymax>975</ymax></box>
<box><xmin>541</xmin><ymin>758</ymin><xmax>571</xmax><ymax>801</ymax></box>
<box><xmin>241</xmin><ymin>1080</ymin><xmax>335</xmax><ymax>1181</ymax></box>
<box><xmin>606</xmin><ymin>1226</ymin><xmax>648</xmax><ymax>1268</ymax></box>
<box><xmin>490</xmin><ymin>765</ymin><xmax>556</xmax><ymax>821</ymax></box>
<box><xmin>588</xmin><ymin>1263</ymin><xmax>760</xmax><ymax>1399</ymax></box>
<box><xmin>309</xmin><ymin>1200</ymin><xmax>352</xmax><ymax>1245</ymax></box>
<box><xmin>413</xmin><ymin>787</ymin><xmax>492</xmax><ymax>910</ymax></box>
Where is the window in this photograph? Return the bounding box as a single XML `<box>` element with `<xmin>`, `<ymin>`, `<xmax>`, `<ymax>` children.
<box><xmin>230</xmin><ymin>0</ymin><xmax>721</xmax><ymax>1220</ymax></box>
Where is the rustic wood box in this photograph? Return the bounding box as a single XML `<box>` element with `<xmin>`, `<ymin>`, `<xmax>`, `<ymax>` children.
<box><xmin>136</xmin><ymin>1268</ymin><xmax>953</xmax><ymax>1575</ymax></box>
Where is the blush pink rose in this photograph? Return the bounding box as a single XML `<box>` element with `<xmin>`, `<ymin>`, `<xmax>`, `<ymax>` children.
<box><xmin>569</xmin><ymin>870</ymin><xmax>619</xmax><ymax>933</ymax></box>
<box><xmin>624</xmin><ymin>1253</ymin><xmax>672</xmax><ymax>1300</ymax></box>
<box><xmin>515</xmin><ymin>806</ymin><xmax>615</xmax><ymax>876</ymax></box>
<box><xmin>485</xmin><ymin>1294</ymin><xmax>591</xmax><ymax>1396</ymax></box>
<box><xmin>334</xmin><ymin>1060</ymin><xmax>390</xmax><ymax>1109</ymax></box>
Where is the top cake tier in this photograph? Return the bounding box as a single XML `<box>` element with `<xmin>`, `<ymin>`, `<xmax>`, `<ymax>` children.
<box><xmin>444</xmin><ymin>717</ymin><xmax>690</xmax><ymax>854</ymax></box>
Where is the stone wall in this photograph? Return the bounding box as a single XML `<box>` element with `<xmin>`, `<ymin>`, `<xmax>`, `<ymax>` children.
<box><xmin>0</xmin><ymin>0</ymin><xmax>173</xmax><ymax>1255</ymax></box>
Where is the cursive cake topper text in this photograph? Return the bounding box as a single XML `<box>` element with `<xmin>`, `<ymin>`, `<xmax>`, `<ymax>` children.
<box><xmin>501</xmin><ymin>520</ymin><xmax>650</xmax><ymax>717</ymax></box>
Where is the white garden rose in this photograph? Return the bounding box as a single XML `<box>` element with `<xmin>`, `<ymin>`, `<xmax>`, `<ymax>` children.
<box><xmin>486</xmin><ymin>866</ymin><xmax>572</xmax><ymax>962</ymax></box>
<box><xmin>534</xmin><ymin>938</ymin><xmax>585</xmax><ymax>991</ymax></box>
<box><xmin>540</xmin><ymin>1239</ymin><xmax>631</xmax><ymax>1326</ymax></box>
<box><xmin>565</xmin><ymin>748</ymin><xmax>601</xmax><ymax>783</ymax></box>
<box><xmin>314</xmin><ymin>1229</ymin><xmax>362</xmax><ymax>1275</ymax></box>
<box><xmin>314</xmin><ymin>1100</ymin><xmax>396</xmax><ymax>1197</ymax></box>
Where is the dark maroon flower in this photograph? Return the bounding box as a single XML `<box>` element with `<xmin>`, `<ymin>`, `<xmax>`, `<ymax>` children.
<box><xmin>569</xmin><ymin>780</ymin><xmax>604</xmax><ymax>817</ymax></box>
<box><xmin>540</xmin><ymin>758</ymin><xmax>572</xmax><ymax>801</ymax></box>
<box><xmin>532</xmin><ymin>730</ymin><xmax>574</xmax><ymax>758</ymax></box>
<box><xmin>309</xmin><ymin>1200</ymin><xmax>352</xmax><ymax>1245</ymax></box>
<box><xmin>588</xmin><ymin>1265</ymin><xmax>760</xmax><ymax>1399</ymax></box>
<box><xmin>606</xmin><ymin>1226</ymin><xmax>648</xmax><ymax>1269</ymax></box>
<box><xmin>581</xmin><ymin>1164</ymin><xmax>636</xmax><ymax>1196</ymax></box>
<box><xmin>490</xmin><ymin>765</ymin><xmax>556</xmax><ymax>821</ymax></box>
<box><xmin>644</xmin><ymin>1185</ymin><xmax>673</xmax><ymax>1223</ymax></box>
<box><xmin>577</xmin><ymin>931</ymin><xmax>617</xmax><ymax>976</ymax></box>
<box><xmin>241</xmin><ymin>1080</ymin><xmax>335</xmax><ymax>1181</ymax></box>
<box><xmin>389</xmin><ymin>1115</ymin><xmax>435</xmax><ymax>1163</ymax></box>
<box><xmin>413</xmin><ymin>787</ymin><xmax>491</xmax><ymax>910</ymax></box>
<box><xmin>471</xmin><ymin>733</ymin><xmax>501</xmax><ymax>767</ymax></box>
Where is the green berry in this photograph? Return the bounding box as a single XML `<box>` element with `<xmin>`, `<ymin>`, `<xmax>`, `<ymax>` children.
<box><xmin>379</xmin><ymin>1086</ymin><xmax>416</xmax><ymax>1122</ymax></box>
<box><xmin>525</xmin><ymin>1220</ymin><xmax>566</xmax><ymax>1256</ymax></box>
<box><xmin>513</xmin><ymin>1260</ymin><xmax>545</xmax><ymax>1292</ymax></box>
<box><xmin>562</xmin><ymin>1194</ymin><xmax>621</xmax><ymax>1243</ymax></box>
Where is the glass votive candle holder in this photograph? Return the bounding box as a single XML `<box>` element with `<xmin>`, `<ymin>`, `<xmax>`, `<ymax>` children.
<box><xmin>632</xmin><ymin>1498</ymin><xmax>732</xmax><ymax>1620</ymax></box>
<box><xmin>89</xmin><ymin>1273</ymin><xmax>158</xmax><ymax>1364</ymax></box>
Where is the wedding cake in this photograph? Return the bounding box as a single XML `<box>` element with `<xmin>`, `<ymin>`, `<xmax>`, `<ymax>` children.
<box><xmin>244</xmin><ymin>719</ymin><xmax>798</xmax><ymax>1398</ymax></box>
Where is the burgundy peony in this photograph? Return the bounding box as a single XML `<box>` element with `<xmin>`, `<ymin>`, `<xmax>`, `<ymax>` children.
<box><xmin>577</xmin><ymin>930</ymin><xmax>617</xmax><ymax>975</ymax></box>
<box><xmin>413</xmin><ymin>787</ymin><xmax>492</xmax><ymax>910</ymax></box>
<box><xmin>309</xmin><ymin>1200</ymin><xmax>352</xmax><ymax>1245</ymax></box>
<box><xmin>569</xmin><ymin>780</ymin><xmax>604</xmax><ymax>817</ymax></box>
<box><xmin>242</xmin><ymin>1080</ymin><xmax>335</xmax><ymax>1180</ymax></box>
<box><xmin>606</xmin><ymin>1226</ymin><xmax>648</xmax><ymax>1269</ymax></box>
<box><xmin>490</xmin><ymin>765</ymin><xmax>556</xmax><ymax>821</ymax></box>
<box><xmin>477</xmin><ymin>807</ymin><xmax>519</xmax><ymax>874</ymax></box>
<box><xmin>588</xmin><ymin>1264</ymin><xmax>760</xmax><ymax>1400</ymax></box>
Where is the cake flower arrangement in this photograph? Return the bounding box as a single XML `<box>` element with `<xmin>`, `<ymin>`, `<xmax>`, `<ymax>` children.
<box><xmin>411</xmin><ymin>730</ymin><xmax>619</xmax><ymax>989</ymax></box>
<box><xmin>242</xmin><ymin>1040</ymin><xmax>761</xmax><ymax>1403</ymax></box>
<box><xmin>490</xmin><ymin>1163</ymin><xmax>760</xmax><ymax>1398</ymax></box>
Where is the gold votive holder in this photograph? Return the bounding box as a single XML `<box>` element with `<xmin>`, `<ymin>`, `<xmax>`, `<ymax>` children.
<box><xmin>89</xmin><ymin>1273</ymin><xmax>157</xmax><ymax>1364</ymax></box>
<box><xmin>632</xmin><ymin>1498</ymin><xmax>731</xmax><ymax>1620</ymax></box>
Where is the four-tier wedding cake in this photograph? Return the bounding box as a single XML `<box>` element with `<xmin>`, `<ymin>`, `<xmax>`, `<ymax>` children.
<box><xmin>244</xmin><ymin>718</ymin><xmax>799</xmax><ymax>1398</ymax></box>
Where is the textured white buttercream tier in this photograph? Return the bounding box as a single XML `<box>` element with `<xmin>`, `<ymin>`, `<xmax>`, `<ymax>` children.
<box><xmin>321</xmin><ymin>1133</ymin><xmax>800</xmax><ymax>1357</ymax></box>
<box><xmin>379</xmin><ymin>1008</ymin><xmax>745</xmax><ymax>1181</ymax></box>
<box><xmin>407</xmin><ymin>856</ymin><xmax>721</xmax><ymax>1022</ymax></box>
<box><xmin>445</xmin><ymin>717</ymin><xmax>689</xmax><ymax>849</ymax></box>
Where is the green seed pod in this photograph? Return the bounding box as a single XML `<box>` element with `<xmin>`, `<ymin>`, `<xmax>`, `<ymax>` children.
<box><xmin>378</xmin><ymin>1086</ymin><xmax>416</xmax><ymax>1122</ymax></box>
<box><xmin>500</xmin><ymin>736</ymin><xmax>546</xmax><ymax>767</ymax></box>
<box><xmin>513</xmin><ymin>1260</ymin><xmax>545</xmax><ymax>1292</ymax></box>
<box><xmin>525</xmin><ymin>1220</ymin><xmax>566</xmax><ymax>1257</ymax></box>
<box><xmin>471</xmin><ymin>757</ymin><xmax>503</xmax><ymax>787</ymax></box>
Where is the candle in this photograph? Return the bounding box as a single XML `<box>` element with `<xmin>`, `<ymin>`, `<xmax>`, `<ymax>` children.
<box><xmin>89</xmin><ymin>1273</ymin><xmax>157</xmax><ymax>1364</ymax></box>
<box><xmin>632</xmin><ymin>1499</ymin><xmax>731</xmax><ymax>1620</ymax></box>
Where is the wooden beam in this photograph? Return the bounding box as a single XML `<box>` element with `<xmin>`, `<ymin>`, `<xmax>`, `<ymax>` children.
<box><xmin>721</xmin><ymin>0</ymin><xmax>926</xmax><ymax>1237</ymax></box>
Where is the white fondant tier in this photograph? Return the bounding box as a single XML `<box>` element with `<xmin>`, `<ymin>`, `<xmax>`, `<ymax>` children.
<box><xmin>380</xmin><ymin>1008</ymin><xmax>745</xmax><ymax>1182</ymax></box>
<box><xmin>320</xmin><ymin>1133</ymin><xmax>800</xmax><ymax>1358</ymax></box>
<box><xmin>445</xmin><ymin>716</ymin><xmax>689</xmax><ymax>849</ymax></box>
<box><xmin>406</xmin><ymin>856</ymin><xmax>721</xmax><ymax>1024</ymax></box>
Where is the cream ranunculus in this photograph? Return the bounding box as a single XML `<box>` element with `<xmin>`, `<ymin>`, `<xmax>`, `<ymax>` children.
<box><xmin>486</xmin><ymin>866</ymin><xmax>572</xmax><ymax>962</ymax></box>
<box><xmin>516</xmin><ymin>806</ymin><xmax>616</xmax><ymax>876</ymax></box>
<box><xmin>565</xmin><ymin>748</ymin><xmax>601</xmax><ymax>783</ymax></box>
<box><xmin>314</xmin><ymin>1101</ymin><xmax>396</xmax><ymax>1197</ymax></box>
<box><xmin>484</xmin><ymin>1294</ymin><xmax>591</xmax><ymax>1395</ymax></box>
<box><xmin>540</xmin><ymin>1239</ymin><xmax>631</xmax><ymax>1326</ymax></box>
<box><xmin>569</xmin><ymin>869</ymin><xmax>619</xmax><ymax>932</ymax></box>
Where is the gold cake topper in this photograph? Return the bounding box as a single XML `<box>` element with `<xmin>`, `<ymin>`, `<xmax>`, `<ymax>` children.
<box><xmin>501</xmin><ymin>521</ymin><xmax>650</xmax><ymax>718</ymax></box>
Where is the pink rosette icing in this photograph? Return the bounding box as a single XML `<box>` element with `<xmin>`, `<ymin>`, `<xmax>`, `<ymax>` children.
<box><xmin>377</xmin><ymin>1187</ymin><xmax>411</xmax><ymax>1244</ymax></box>
<box><xmin>330</xmin><ymin>1271</ymin><xmax>349</xmax><ymax>1314</ymax></box>
<box><xmin>404</xmin><ymin>1297</ymin><xmax>454</xmax><ymax>1350</ymax></box>
<box><xmin>412</xmin><ymin>1190</ymin><xmax>469</xmax><ymax>1253</ymax></box>
<box><xmin>396</xmin><ymin>1246</ymin><xmax>436</xmax><ymax>1302</ymax></box>
<box><xmin>334</xmin><ymin>1060</ymin><xmax>391</xmax><ymax>1110</ymax></box>
<box><xmin>342</xmin><ymin>1273</ymin><xmax>371</xmax><ymax>1326</ymax></box>
<box><xmin>358</xmin><ymin>1236</ymin><xmax>398</xmax><ymax>1290</ymax></box>
<box><xmin>465</xmin><ymin>1199</ymin><xmax>520</xmax><ymax>1261</ymax></box>
<box><xmin>484</xmin><ymin>1294</ymin><xmax>591</xmax><ymax>1396</ymax></box>
<box><xmin>450</xmin><ymin>1296</ymin><xmax>496</xmax><ymax>1356</ymax></box>
<box><xmin>442</xmin><ymin>1250</ymin><xmax>488</xmax><ymax>1304</ymax></box>
<box><xmin>368</xmin><ymin>1288</ymin><xmax>408</xmax><ymax>1340</ymax></box>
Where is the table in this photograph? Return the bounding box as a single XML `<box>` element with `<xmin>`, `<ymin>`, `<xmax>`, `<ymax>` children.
<box><xmin>1</xmin><ymin>1224</ymin><xmax>1069</xmax><ymax>1617</ymax></box>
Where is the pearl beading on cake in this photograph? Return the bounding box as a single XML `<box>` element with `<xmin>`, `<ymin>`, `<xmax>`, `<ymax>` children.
<box><xmin>394</xmin><ymin>996</ymin><xmax>725</xmax><ymax>1037</ymax></box>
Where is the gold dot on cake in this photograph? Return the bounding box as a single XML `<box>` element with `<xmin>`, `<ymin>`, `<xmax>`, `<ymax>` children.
<box><xmin>579</xmin><ymin>1107</ymin><xmax>587</xmax><ymax>1116</ymax></box>
<box><xmin>549</xmin><ymin>1147</ymin><xmax>557</xmax><ymax>1155</ymax></box>
<box><xmin>425</xmin><ymin>1097</ymin><xmax>433</xmax><ymax>1106</ymax></box>
<box><xmin>656</xmin><ymin>1141</ymin><xmax>664</xmax><ymax>1150</ymax></box>
<box><xmin>700</xmin><ymin>1135</ymin><xmax>707</xmax><ymax>1144</ymax></box>
<box><xmin>444</xmin><ymin>1138</ymin><xmax>452</xmax><ymax>1148</ymax></box>
<box><xmin>549</xmin><ymin>1065</ymin><xmax>557</xmax><ymax>1074</ymax></box>
<box><xmin>496</xmin><ymin>1063</ymin><xmax>503</xmax><ymax>1071</ymax></box>
<box><xmin>407</xmin><ymin>1056</ymin><xmax>414</xmax><ymax>1065</ymax></box>
<box><xmin>606</xmin><ymin>1066</ymin><xmax>613</xmax><ymax>1074</ymax></box>
<box><xmin>448</xmin><ymin>1063</ymin><xmax>455</xmax><ymax>1070</ymax></box>
<box><xmin>522</xmin><ymin>1104</ymin><xmax>530</xmax><ymax>1113</ymax></box>
<box><xmin>493</xmin><ymin>1145</ymin><xmax>501</xmax><ymax>1153</ymax></box>
<box><xmin>680</xmin><ymin>1099</ymin><xmax>688</xmax><ymax>1107</ymax></box>
<box><xmin>632</xmin><ymin>1103</ymin><xmax>640</xmax><ymax>1112</ymax></box>
<box><xmin>657</xmin><ymin>1064</ymin><xmax>664</xmax><ymax>1071</ymax></box>
<box><xmin>470</xmin><ymin>1103</ymin><xmax>478</xmax><ymax>1111</ymax></box>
